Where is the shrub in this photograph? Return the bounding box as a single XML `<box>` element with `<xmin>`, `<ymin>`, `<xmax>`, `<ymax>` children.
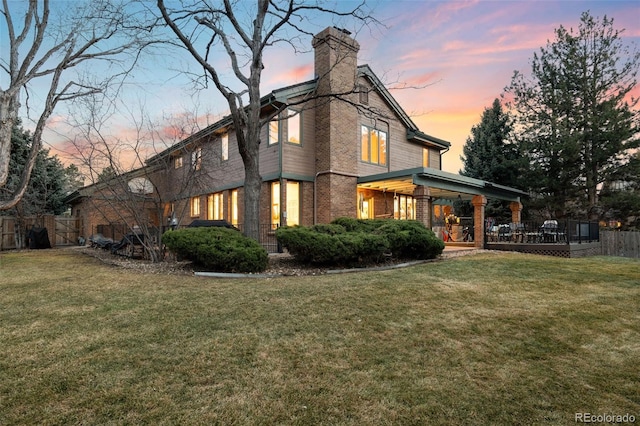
<box><xmin>275</xmin><ymin>225</ymin><xmax>388</xmax><ymax>266</ymax></box>
<box><xmin>275</xmin><ymin>226</ymin><xmax>346</xmax><ymax>264</ymax></box>
<box><xmin>163</xmin><ymin>227</ymin><xmax>268</xmax><ymax>273</ymax></box>
<box><xmin>375</xmin><ymin>220</ymin><xmax>445</xmax><ymax>260</ymax></box>
<box><xmin>276</xmin><ymin>218</ymin><xmax>444</xmax><ymax>266</ymax></box>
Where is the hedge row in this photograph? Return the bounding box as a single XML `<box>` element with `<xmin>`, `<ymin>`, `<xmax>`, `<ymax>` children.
<box><xmin>163</xmin><ymin>227</ymin><xmax>268</xmax><ymax>273</ymax></box>
<box><xmin>275</xmin><ymin>218</ymin><xmax>444</xmax><ymax>266</ymax></box>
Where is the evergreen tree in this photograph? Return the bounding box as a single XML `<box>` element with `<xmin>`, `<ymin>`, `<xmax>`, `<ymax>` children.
<box><xmin>461</xmin><ymin>98</ymin><xmax>521</xmax><ymax>186</ymax></box>
<box><xmin>1</xmin><ymin>124</ymin><xmax>69</xmax><ymax>216</ymax></box>
<box><xmin>460</xmin><ymin>98</ymin><xmax>523</xmax><ymax>221</ymax></box>
<box><xmin>506</xmin><ymin>12</ymin><xmax>639</xmax><ymax>219</ymax></box>
<box><xmin>599</xmin><ymin>153</ymin><xmax>640</xmax><ymax>229</ymax></box>
<box><xmin>97</xmin><ymin>166</ymin><xmax>117</xmax><ymax>183</ymax></box>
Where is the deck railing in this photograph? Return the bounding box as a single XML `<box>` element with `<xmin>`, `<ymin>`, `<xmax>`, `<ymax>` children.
<box><xmin>485</xmin><ymin>220</ymin><xmax>599</xmax><ymax>245</ymax></box>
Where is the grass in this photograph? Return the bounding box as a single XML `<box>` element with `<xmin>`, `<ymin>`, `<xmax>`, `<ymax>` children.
<box><xmin>0</xmin><ymin>249</ymin><xmax>638</xmax><ymax>425</ymax></box>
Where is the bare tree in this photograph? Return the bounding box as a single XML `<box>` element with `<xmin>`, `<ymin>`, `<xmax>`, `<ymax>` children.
<box><xmin>62</xmin><ymin>93</ymin><xmax>220</xmax><ymax>261</ymax></box>
<box><xmin>155</xmin><ymin>0</ymin><xmax>375</xmax><ymax>239</ymax></box>
<box><xmin>0</xmin><ymin>0</ymin><xmax>151</xmax><ymax>210</ymax></box>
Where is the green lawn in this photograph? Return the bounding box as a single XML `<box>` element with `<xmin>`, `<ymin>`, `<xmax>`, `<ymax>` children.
<box><xmin>0</xmin><ymin>249</ymin><xmax>638</xmax><ymax>425</ymax></box>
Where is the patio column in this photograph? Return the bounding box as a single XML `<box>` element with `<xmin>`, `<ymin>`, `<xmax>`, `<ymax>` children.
<box><xmin>413</xmin><ymin>185</ymin><xmax>432</xmax><ymax>229</ymax></box>
<box><xmin>472</xmin><ymin>195</ymin><xmax>487</xmax><ymax>249</ymax></box>
<box><xmin>510</xmin><ymin>201</ymin><xmax>522</xmax><ymax>223</ymax></box>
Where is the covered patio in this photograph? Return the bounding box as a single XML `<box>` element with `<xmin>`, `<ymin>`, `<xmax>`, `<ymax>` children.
<box><xmin>357</xmin><ymin>167</ymin><xmax>528</xmax><ymax>248</ymax></box>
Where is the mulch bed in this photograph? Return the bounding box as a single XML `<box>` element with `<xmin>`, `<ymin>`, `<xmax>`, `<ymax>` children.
<box><xmin>74</xmin><ymin>246</ymin><xmax>488</xmax><ymax>276</ymax></box>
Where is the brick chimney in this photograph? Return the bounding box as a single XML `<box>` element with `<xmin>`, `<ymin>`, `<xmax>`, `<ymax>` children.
<box><xmin>312</xmin><ymin>27</ymin><xmax>360</xmax><ymax>223</ymax></box>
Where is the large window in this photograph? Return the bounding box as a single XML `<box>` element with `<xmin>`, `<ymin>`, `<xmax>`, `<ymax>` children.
<box><xmin>287</xmin><ymin>109</ymin><xmax>300</xmax><ymax>144</ymax></box>
<box><xmin>361</xmin><ymin>125</ymin><xmax>387</xmax><ymax>166</ymax></box>
<box><xmin>207</xmin><ymin>192</ymin><xmax>224</xmax><ymax>220</ymax></box>
<box><xmin>230</xmin><ymin>189</ymin><xmax>238</xmax><ymax>225</ymax></box>
<box><xmin>268</xmin><ymin>120</ymin><xmax>279</xmax><ymax>145</ymax></box>
<box><xmin>221</xmin><ymin>133</ymin><xmax>228</xmax><ymax>161</ymax></box>
<box><xmin>394</xmin><ymin>195</ymin><xmax>415</xmax><ymax>220</ymax></box>
<box><xmin>286</xmin><ymin>181</ymin><xmax>300</xmax><ymax>225</ymax></box>
<box><xmin>271</xmin><ymin>181</ymin><xmax>300</xmax><ymax>228</ymax></box>
<box><xmin>190</xmin><ymin>196</ymin><xmax>200</xmax><ymax>217</ymax></box>
<box><xmin>423</xmin><ymin>148</ymin><xmax>429</xmax><ymax>168</ymax></box>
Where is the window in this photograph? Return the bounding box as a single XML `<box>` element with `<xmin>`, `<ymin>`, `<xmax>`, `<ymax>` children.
<box><xmin>221</xmin><ymin>133</ymin><xmax>228</xmax><ymax>161</ymax></box>
<box><xmin>423</xmin><ymin>148</ymin><xmax>429</xmax><ymax>168</ymax></box>
<box><xmin>286</xmin><ymin>181</ymin><xmax>300</xmax><ymax>225</ymax></box>
<box><xmin>207</xmin><ymin>193</ymin><xmax>224</xmax><ymax>220</ymax></box>
<box><xmin>358</xmin><ymin>192</ymin><xmax>374</xmax><ymax>219</ymax></box>
<box><xmin>271</xmin><ymin>181</ymin><xmax>300</xmax><ymax>228</ymax></box>
<box><xmin>358</xmin><ymin>85</ymin><xmax>369</xmax><ymax>105</ymax></box>
<box><xmin>394</xmin><ymin>195</ymin><xmax>416</xmax><ymax>220</ymax></box>
<box><xmin>360</xmin><ymin>125</ymin><xmax>387</xmax><ymax>166</ymax></box>
<box><xmin>230</xmin><ymin>189</ymin><xmax>238</xmax><ymax>225</ymax></box>
<box><xmin>287</xmin><ymin>109</ymin><xmax>300</xmax><ymax>144</ymax></box>
<box><xmin>191</xmin><ymin>147</ymin><xmax>202</xmax><ymax>171</ymax></box>
<box><xmin>174</xmin><ymin>156</ymin><xmax>183</xmax><ymax>169</ymax></box>
<box><xmin>268</xmin><ymin>120</ymin><xmax>279</xmax><ymax>145</ymax></box>
<box><xmin>190</xmin><ymin>196</ymin><xmax>200</xmax><ymax>217</ymax></box>
<box><xmin>271</xmin><ymin>182</ymin><xmax>280</xmax><ymax>229</ymax></box>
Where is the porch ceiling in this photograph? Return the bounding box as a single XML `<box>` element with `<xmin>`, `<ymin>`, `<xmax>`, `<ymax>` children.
<box><xmin>357</xmin><ymin>168</ymin><xmax>527</xmax><ymax>202</ymax></box>
<box><xmin>357</xmin><ymin>178</ymin><xmax>474</xmax><ymax>200</ymax></box>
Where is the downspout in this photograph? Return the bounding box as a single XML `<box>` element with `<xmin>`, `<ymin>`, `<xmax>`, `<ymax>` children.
<box><xmin>440</xmin><ymin>146</ymin><xmax>450</xmax><ymax>170</ymax></box>
<box><xmin>313</xmin><ymin>170</ymin><xmax>360</xmax><ymax>224</ymax></box>
<box><xmin>279</xmin><ymin>121</ymin><xmax>284</xmax><ymax>228</ymax></box>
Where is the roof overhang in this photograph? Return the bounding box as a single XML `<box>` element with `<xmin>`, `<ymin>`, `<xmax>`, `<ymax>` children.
<box><xmin>357</xmin><ymin>168</ymin><xmax>528</xmax><ymax>202</ymax></box>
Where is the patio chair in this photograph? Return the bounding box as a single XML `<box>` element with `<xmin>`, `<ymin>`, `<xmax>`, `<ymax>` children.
<box><xmin>509</xmin><ymin>222</ymin><xmax>525</xmax><ymax>243</ymax></box>
<box><xmin>541</xmin><ymin>220</ymin><xmax>559</xmax><ymax>243</ymax></box>
<box><xmin>498</xmin><ymin>224</ymin><xmax>511</xmax><ymax>242</ymax></box>
<box><xmin>487</xmin><ymin>225</ymin><xmax>500</xmax><ymax>242</ymax></box>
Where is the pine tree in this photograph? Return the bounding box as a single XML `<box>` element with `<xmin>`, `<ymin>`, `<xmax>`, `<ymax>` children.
<box><xmin>507</xmin><ymin>12</ymin><xmax>639</xmax><ymax>219</ymax></box>
<box><xmin>1</xmin><ymin>124</ymin><xmax>69</xmax><ymax>216</ymax></box>
<box><xmin>461</xmin><ymin>98</ymin><xmax>521</xmax><ymax>186</ymax></box>
<box><xmin>461</xmin><ymin>98</ymin><xmax>523</xmax><ymax>221</ymax></box>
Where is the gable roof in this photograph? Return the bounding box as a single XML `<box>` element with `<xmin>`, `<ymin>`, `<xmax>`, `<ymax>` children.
<box><xmin>146</xmin><ymin>64</ymin><xmax>449</xmax><ymax>165</ymax></box>
<box><xmin>357</xmin><ymin>65</ymin><xmax>450</xmax><ymax>150</ymax></box>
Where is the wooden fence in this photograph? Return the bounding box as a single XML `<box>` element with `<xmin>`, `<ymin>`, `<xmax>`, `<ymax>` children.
<box><xmin>600</xmin><ymin>230</ymin><xmax>640</xmax><ymax>259</ymax></box>
<box><xmin>0</xmin><ymin>215</ymin><xmax>81</xmax><ymax>250</ymax></box>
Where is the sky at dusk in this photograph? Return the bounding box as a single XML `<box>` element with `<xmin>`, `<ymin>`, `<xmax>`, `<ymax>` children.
<box><xmin>16</xmin><ymin>0</ymin><xmax>640</xmax><ymax>175</ymax></box>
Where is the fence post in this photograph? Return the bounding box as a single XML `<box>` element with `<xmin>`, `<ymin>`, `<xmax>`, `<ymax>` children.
<box><xmin>577</xmin><ymin>220</ymin><xmax>582</xmax><ymax>244</ymax></box>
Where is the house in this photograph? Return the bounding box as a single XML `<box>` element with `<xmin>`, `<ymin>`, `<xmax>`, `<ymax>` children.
<box><xmin>67</xmin><ymin>26</ymin><xmax>526</xmax><ymax>250</ymax></box>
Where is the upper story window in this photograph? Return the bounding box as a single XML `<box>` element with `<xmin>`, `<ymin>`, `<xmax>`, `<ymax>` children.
<box><xmin>174</xmin><ymin>156</ymin><xmax>183</xmax><ymax>169</ymax></box>
<box><xmin>191</xmin><ymin>147</ymin><xmax>202</xmax><ymax>171</ymax></box>
<box><xmin>287</xmin><ymin>109</ymin><xmax>300</xmax><ymax>145</ymax></box>
<box><xmin>221</xmin><ymin>133</ymin><xmax>229</xmax><ymax>161</ymax></box>
<box><xmin>268</xmin><ymin>119</ymin><xmax>279</xmax><ymax>145</ymax></box>
<box><xmin>358</xmin><ymin>85</ymin><xmax>369</xmax><ymax>105</ymax></box>
<box><xmin>361</xmin><ymin>125</ymin><xmax>387</xmax><ymax>166</ymax></box>
<box><xmin>423</xmin><ymin>148</ymin><xmax>429</xmax><ymax>168</ymax></box>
